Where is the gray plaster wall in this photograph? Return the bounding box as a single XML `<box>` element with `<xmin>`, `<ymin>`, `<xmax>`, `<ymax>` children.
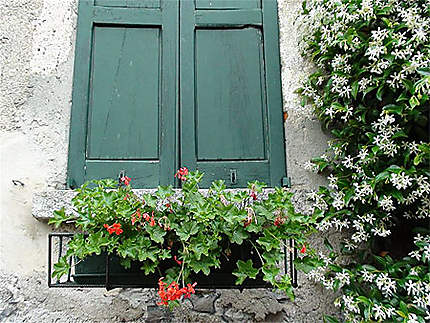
<box><xmin>0</xmin><ymin>0</ymin><xmax>339</xmax><ymax>321</ymax></box>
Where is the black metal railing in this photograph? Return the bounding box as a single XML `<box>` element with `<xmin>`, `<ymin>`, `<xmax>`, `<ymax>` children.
<box><xmin>48</xmin><ymin>232</ymin><xmax>297</xmax><ymax>289</ymax></box>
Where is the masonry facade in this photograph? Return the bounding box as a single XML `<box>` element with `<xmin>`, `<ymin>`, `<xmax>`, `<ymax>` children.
<box><xmin>0</xmin><ymin>0</ymin><xmax>340</xmax><ymax>321</ymax></box>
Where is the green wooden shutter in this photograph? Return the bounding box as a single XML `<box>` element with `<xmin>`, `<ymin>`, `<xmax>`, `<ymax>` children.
<box><xmin>68</xmin><ymin>0</ymin><xmax>286</xmax><ymax>189</ymax></box>
<box><xmin>180</xmin><ymin>0</ymin><xmax>287</xmax><ymax>188</ymax></box>
<box><xmin>67</xmin><ymin>0</ymin><xmax>177</xmax><ymax>188</ymax></box>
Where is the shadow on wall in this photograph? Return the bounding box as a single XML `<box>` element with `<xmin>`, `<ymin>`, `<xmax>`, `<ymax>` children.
<box><xmin>0</xmin><ymin>133</ymin><xmax>51</xmax><ymax>274</ymax></box>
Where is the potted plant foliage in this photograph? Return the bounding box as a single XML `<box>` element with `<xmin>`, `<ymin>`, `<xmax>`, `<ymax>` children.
<box><xmin>49</xmin><ymin>168</ymin><xmax>316</xmax><ymax>306</ymax></box>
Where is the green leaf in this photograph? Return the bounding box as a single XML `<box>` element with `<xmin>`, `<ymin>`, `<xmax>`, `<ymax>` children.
<box><xmin>401</xmin><ymin>79</ymin><xmax>414</xmax><ymax>94</ymax></box>
<box><xmin>383</xmin><ymin>104</ymin><xmax>403</xmax><ymax>115</ymax></box>
<box><xmin>357</xmin><ymin>296</ymin><xmax>371</xmax><ymax>305</ymax></box>
<box><xmin>396</xmin><ymin>91</ymin><xmax>409</xmax><ymax>102</ymax></box>
<box><xmin>262</xmin><ymin>265</ymin><xmax>280</xmax><ymax>283</ymax></box>
<box><xmin>386</xmin><ymin>165</ymin><xmax>402</xmax><ymax>173</ymax></box>
<box><xmin>257</xmin><ymin>235</ymin><xmax>278</xmax><ymax>252</ymax></box>
<box><xmin>158</xmin><ymin>249</ymin><xmax>171</xmax><ymax>260</ymax></box>
<box><xmin>376</xmin><ymin>86</ymin><xmax>384</xmax><ymax>101</ymax></box>
<box><xmin>189</xmin><ymin>255</ymin><xmax>217</xmax><ymax>275</ymax></box>
<box><xmin>147</xmin><ymin>226</ymin><xmax>166</xmax><ymax>244</ymax></box>
<box><xmin>324</xmin><ymin>238</ymin><xmax>333</xmax><ymax>251</ymax></box>
<box><xmin>48</xmin><ymin>208</ymin><xmax>72</xmax><ymax>228</ymax></box>
<box><xmin>397</xmin><ymin>311</ymin><xmax>407</xmax><ymax>319</ymax></box>
<box><xmin>210</xmin><ymin>180</ymin><xmax>226</xmax><ymax>192</ymax></box>
<box><xmin>85</xmin><ymin>232</ymin><xmax>110</xmax><ymax>255</ymax></box>
<box><xmin>417</xmin><ymin>68</ymin><xmax>430</xmax><ymax>76</ymax></box>
<box><xmin>156</xmin><ymin>185</ymin><xmax>174</xmax><ymax>199</ymax></box>
<box><xmin>52</xmin><ymin>256</ymin><xmax>71</xmax><ymax>280</ymax></box>
<box><xmin>233</xmin><ymin>259</ymin><xmax>259</xmax><ymax>285</ymax></box>
<box><xmin>120</xmin><ymin>257</ymin><xmax>131</xmax><ymax>269</ymax></box>
<box><xmin>414</xmin><ymin>154</ymin><xmax>423</xmax><ymax>166</ymax></box>
<box><xmin>175</xmin><ymin>222</ymin><xmax>199</xmax><ymax>241</ymax></box>
<box><xmin>323</xmin><ymin>315</ymin><xmax>340</xmax><ymax>323</ymax></box>
<box><xmin>294</xmin><ymin>257</ymin><xmax>323</xmax><ymax>274</ymax></box>
<box><xmin>399</xmin><ymin>301</ymin><xmax>408</xmax><ymax>316</ymax></box>
<box><xmin>409</xmin><ymin>96</ymin><xmax>420</xmax><ymax>108</ymax></box>
<box><xmin>351</xmin><ymin>80</ymin><xmax>359</xmax><ymax>99</ymax></box>
<box><xmin>375</xmin><ymin>171</ymin><xmax>390</xmax><ymax>183</ymax></box>
<box><xmin>381</xmin><ymin>17</ymin><xmax>391</xmax><ymax>27</ymax></box>
<box><xmin>140</xmin><ymin>261</ymin><xmax>157</xmax><ymax>275</ymax></box>
<box><xmin>68</xmin><ymin>234</ymin><xmax>87</xmax><ymax>259</ymax></box>
<box><xmin>344</xmin><ymin>189</ymin><xmax>354</xmax><ymax>205</ymax></box>
<box><xmin>363</xmin><ymin>85</ymin><xmax>377</xmax><ymax>98</ymax></box>
<box><xmin>262</xmin><ymin>249</ymin><xmax>282</xmax><ymax>266</ymax></box>
<box><xmin>231</xmin><ymin>228</ymin><xmax>248</xmax><ymax>245</ymax></box>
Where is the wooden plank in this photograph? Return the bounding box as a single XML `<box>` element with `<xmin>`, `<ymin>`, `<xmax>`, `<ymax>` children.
<box><xmin>180</xmin><ymin>1</ymin><xmax>270</xmax><ymax>188</ymax></box>
<box><xmin>195</xmin><ymin>28</ymin><xmax>266</xmax><ymax>161</ymax></box>
<box><xmin>87</xmin><ymin>26</ymin><xmax>160</xmax><ymax>160</ymax></box>
<box><xmin>196</xmin><ymin>161</ymin><xmax>270</xmax><ymax>187</ymax></box>
<box><xmin>262</xmin><ymin>0</ymin><xmax>287</xmax><ymax>187</ymax></box>
<box><xmin>67</xmin><ymin>0</ymin><xmax>93</xmax><ymax>188</ymax></box>
<box><xmin>158</xmin><ymin>0</ymin><xmax>179</xmax><ymax>186</ymax></box>
<box><xmin>179</xmin><ymin>0</ymin><xmax>198</xmax><ymax>172</ymax></box>
<box><xmin>68</xmin><ymin>0</ymin><xmax>178</xmax><ymax>188</ymax></box>
<box><xmin>195</xmin><ymin>9</ymin><xmax>262</xmax><ymax>26</ymax></box>
<box><xmin>95</xmin><ymin>0</ymin><xmax>160</xmax><ymax>8</ymax></box>
<box><xmin>85</xmin><ymin>160</ymin><xmax>160</xmax><ymax>187</ymax></box>
<box><xmin>195</xmin><ymin>0</ymin><xmax>260</xmax><ymax>10</ymax></box>
<box><xmin>92</xmin><ymin>6</ymin><xmax>162</xmax><ymax>25</ymax></box>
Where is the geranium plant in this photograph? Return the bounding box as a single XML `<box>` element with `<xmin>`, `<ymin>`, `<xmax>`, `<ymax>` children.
<box><xmin>49</xmin><ymin>169</ymin><xmax>318</xmax><ymax>306</ymax></box>
<box><xmin>296</xmin><ymin>0</ymin><xmax>430</xmax><ymax>321</ymax></box>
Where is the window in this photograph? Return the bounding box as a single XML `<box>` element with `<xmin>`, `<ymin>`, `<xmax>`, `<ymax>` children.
<box><xmin>67</xmin><ymin>0</ymin><xmax>287</xmax><ymax>188</ymax></box>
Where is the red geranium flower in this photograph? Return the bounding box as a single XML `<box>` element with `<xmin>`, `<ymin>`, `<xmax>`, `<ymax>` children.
<box><xmin>149</xmin><ymin>214</ymin><xmax>156</xmax><ymax>227</ymax></box>
<box><xmin>131</xmin><ymin>209</ymin><xmax>142</xmax><ymax>225</ymax></box>
<box><xmin>120</xmin><ymin>176</ymin><xmax>131</xmax><ymax>186</ymax></box>
<box><xmin>174</xmin><ymin>256</ymin><xmax>182</xmax><ymax>265</ymax></box>
<box><xmin>104</xmin><ymin>223</ymin><xmax>123</xmax><ymax>235</ymax></box>
<box><xmin>174</xmin><ymin>167</ymin><xmax>188</xmax><ymax>181</ymax></box>
<box><xmin>157</xmin><ymin>278</ymin><xmax>197</xmax><ymax>306</ymax></box>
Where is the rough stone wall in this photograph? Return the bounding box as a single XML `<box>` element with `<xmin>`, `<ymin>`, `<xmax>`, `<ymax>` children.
<box><xmin>0</xmin><ymin>0</ymin><xmax>340</xmax><ymax>321</ymax></box>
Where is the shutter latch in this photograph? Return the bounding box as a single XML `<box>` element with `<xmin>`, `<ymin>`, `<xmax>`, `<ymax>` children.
<box><xmin>118</xmin><ymin>170</ymin><xmax>126</xmax><ymax>185</ymax></box>
<box><xmin>281</xmin><ymin>176</ymin><xmax>291</xmax><ymax>188</ymax></box>
<box><xmin>230</xmin><ymin>169</ymin><xmax>237</xmax><ymax>185</ymax></box>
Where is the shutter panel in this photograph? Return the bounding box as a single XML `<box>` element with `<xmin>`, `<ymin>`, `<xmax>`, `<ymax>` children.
<box><xmin>180</xmin><ymin>0</ymin><xmax>286</xmax><ymax>188</ymax></box>
<box><xmin>67</xmin><ymin>0</ymin><xmax>177</xmax><ymax>188</ymax></box>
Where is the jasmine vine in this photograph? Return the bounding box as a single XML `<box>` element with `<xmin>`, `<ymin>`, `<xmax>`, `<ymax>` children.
<box><xmin>297</xmin><ymin>0</ymin><xmax>429</xmax><ymax>321</ymax></box>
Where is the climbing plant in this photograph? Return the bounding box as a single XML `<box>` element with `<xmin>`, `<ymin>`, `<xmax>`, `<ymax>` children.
<box><xmin>297</xmin><ymin>0</ymin><xmax>430</xmax><ymax>321</ymax></box>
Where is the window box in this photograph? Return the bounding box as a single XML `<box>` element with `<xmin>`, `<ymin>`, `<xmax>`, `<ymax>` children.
<box><xmin>73</xmin><ymin>239</ymin><xmax>271</xmax><ymax>289</ymax></box>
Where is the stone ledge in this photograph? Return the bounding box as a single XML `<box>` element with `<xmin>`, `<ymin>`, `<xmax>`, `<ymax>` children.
<box><xmin>32</xmin><ymin>189</ymin><xmax>158</xmax><ymax>221</ymax></box>
<box><xmin>33</xmin><ymin>188</ymin><xmax>297</xmax><ymax>221</ymax></box>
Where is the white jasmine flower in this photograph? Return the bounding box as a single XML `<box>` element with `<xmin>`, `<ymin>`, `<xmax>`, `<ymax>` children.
<box><xmin>408</xmin><ymin>313</ymin><xmax>420</xmax><ymax>323</ymax></box>
<box><xmin>342</xmin><ymin>295</ymin><xmax>359</xmax><ymax>314</ymax></box>
<box><xmin>328</xmin><ymin>174</ymin><xmax>338</xmax><ymax>190</ymax></box>
<box><xmin>322</xmin><ymin>278</ymin><xmax>334</xmax><ymax>290</ymax></box>
<box><xmin>342</xmin><ymin>155</ymin><xmax>354</xmax><ymax>169</ymax></box>
<box><xmin>344</xmin><ymin>241</ymin><xmax>357</xmax><ymax>251</ymax></box>
<box><xmin>390</xmin><ymin>172</ymin><xmax>413</xmax><ymax>190</ymax></box>
<box><xmin>316</xmin><ymin>219</ymin><xmax>332</xmax><ymax>231</ymax></box>
<box><xmin>405</xmin><ymin>280</ymin><xmax>423</xmax><ymax>296</ymax></box>
<box><xmin>423</xmin><ymin>244</ymin><xmax>430</xmax><ymax>261</ymax></box>
<box><xmin>332</xmin><ymin>192</ymin><xmax>345</xmax><ymax>210</ymax></box>
<box><xmin>361</xmin><ymin>269</ymin><xmax>376</xmax><ymax>282</ymax></box>
<box><xmin>373</xmin><ymin>304</ymin><xmax>386</xmax><ymax>321</ymax></box>
<box><xmin>375</xmin><ymin>273</ymin><xmax>397</xmax><ymax>297</ymax></box>
<box><xmin>304</xmin><ymin>161</ymin><xmax>317</xmax><ymax>172</ymax></box>
<box><xmin>379</xmin><ymin>195</ymin><xmax>395</xmax><ymax>212</ymax></box>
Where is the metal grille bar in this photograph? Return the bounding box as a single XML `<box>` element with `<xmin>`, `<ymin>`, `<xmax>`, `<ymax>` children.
<box><xmin>48</xmin><ymin>233</ymin><xmax>297</xmax><ymax>289</ymax></box>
